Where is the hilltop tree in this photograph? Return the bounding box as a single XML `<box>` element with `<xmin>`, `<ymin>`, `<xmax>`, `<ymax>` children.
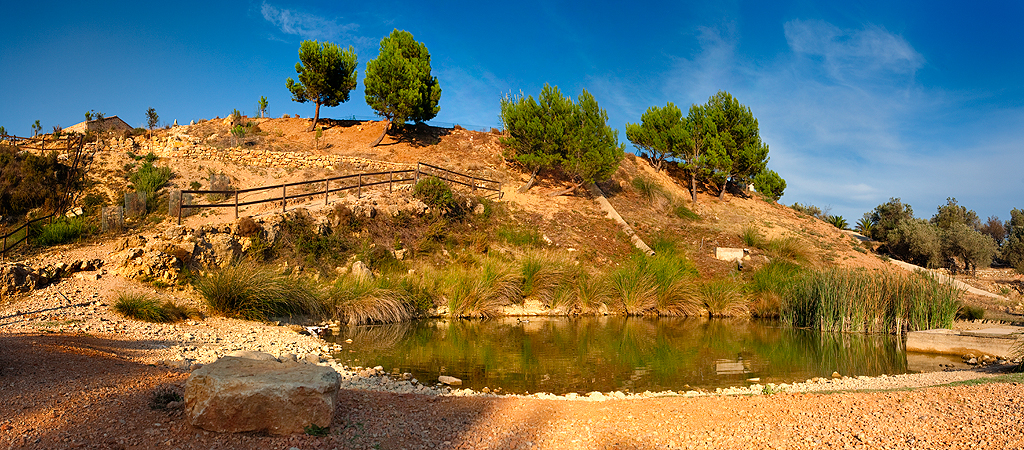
<box><xmin>867</xmin><ymin>197</ymin><xmax>914</xmax><ymax>242</ymax></box>
<box><xmin>364</xmin><ymin>29</ymin><xmax>441</xmax><ymax>146</ymax></box>
<box><xmin>979</xmin><ymin>215</ymin><xmax>1007</xmax><ymax>245</ymax></box>
<box><xmin>931</xmin><ymin>197</ymin><xmax>980</xmax><ymax>230</ymax></box>
<box><xmin>625</xmin><ymin>102</ymin><xmax>685</xmax><ymax>172</ymax></box>
<box><xmin>257</xmin><ymin>96</ymin><xmax>269</xmax><ymax>118</ymax></box>
<box><xmin>678</xmin><ymin>103</ymin><xmax>720</xmax><ymax>202</ymax></box>
<box><xmin>286</xmin><ymin>40</ymin><xmax>359</xmax><ymax>132</ymax></box>
<box><xmin>702</xmin><ymin>92</ymin><xmax>769</xmax><ymax>199</ymax></box>
<box><xmin>31</xmin><ymin>120</ymin><xmax>41</xmax><ymax>137</ymax></box>
<box><xmin>752</xmin><ymin>167</ymin><xmax>786</xmax><ymax>201</ymax></box>
<box><xmin>555</xmin><ymin>90</ymin><xmax>625</xmax><ymax>195</ymax></box>
<box><xmin>146</xmin><ymin>107</ymin><xmax>159</xmax><ymax>130</ymax></box>
<box><xmin>500</xmin><ymin>84</ymin><xmax>574</xmax><ymax>192</ymax></box>
<box><xmin>0</xmin><ymin>126</ymin><xmax>6</xmax><ymax>136</ymax></box>
<box><xmin>501</xmin><ymin>85</ymin><xmax>623</xmax><ymax>195</ymax></box>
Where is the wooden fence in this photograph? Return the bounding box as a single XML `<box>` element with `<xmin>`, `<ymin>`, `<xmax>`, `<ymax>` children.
<box><xmin>177</xmin><ymin>162</ymin><xmax>501</xmax><ymax>224</ymax></box>
<box><xmin>0</xmin><ymin>213</ymin><xmax>56</xmax><ymax>260</ymax></box>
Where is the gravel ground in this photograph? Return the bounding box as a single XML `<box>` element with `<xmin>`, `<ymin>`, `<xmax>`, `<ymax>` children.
<box><xmin>3</xmin><ymin>242</ymin><xmax>1024</xmax><ymax>449</ymax></box>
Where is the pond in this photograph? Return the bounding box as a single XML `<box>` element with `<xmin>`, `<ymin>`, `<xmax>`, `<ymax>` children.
<box><xmin>328</xmin><ymin>317</ymin><xmax>962</xmax><ymax>395</ymax></box>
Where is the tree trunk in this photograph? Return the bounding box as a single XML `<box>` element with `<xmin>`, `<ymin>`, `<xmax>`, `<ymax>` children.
<box><xmin>370</xmin><ymin>119</ymin><xmax>391</xmax><ymax>147</ymax></box>
<box><xmin>689</xmin><ymin>172</ymin><xmax>697</xmax><ymax>202</ymax></box>
<box><xmin>718</xmin><ymin>175</ymin><xmax>730</xmax><ymax>200</ymax></box>
<box><xmin>549</xmin><ymin>181</ymin><xmax>583</xmax><ymax>197</ymax></box>
<box><xmin>307</xmin><ymin>102</ymin><xmax>322</xmax><ymax>132</ymax></box>
<box><xmin>518</xmin><ymin>166</ymin><xmax>541</xmax><ymax>193</ymax></box>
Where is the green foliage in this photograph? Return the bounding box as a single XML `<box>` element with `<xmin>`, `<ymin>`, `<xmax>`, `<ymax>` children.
<box><xmin>941</xmin><ymin>222</ymin><xmax>997</xmax><ymax>273</ymax></box>
<box><xmin>31</xmin><ymin>120</ymin><xmax>41</xmax><ymax>136</ymax></box>
<box><xmin>413</xmin><ymin>177</ymin><xmax>457</xmax><ymax>213</ymax></box>
<box><xmin>500</xmin><ymin>84</ymin><xmax>623</xmax><ymax>191</ymax></box>
<box><xmin>931</xmin><ymin>197</ymin><xmax>980</xmax><ymax>230</ymax></box>
<box><xmin>31</xmin><ymin>216</ymin><xmax>93</xmax><ymax>246</ymax></box>
<box><xmin>519</xmin><ymin>251</ymin><xmax>569</xmax><ymax>305</ymax></box>
<box><xmin>257</xmin><ymin>96</ymin><xmax>269</xmax><ymax>118</ymax></box>
<box><xmin>0</xmin><ymin>144</ymin><xmax>82</xmax><ymax>216</ymax></box>
<box><xmin>287</xmin><ymin>40</ymin><xmax>359</xmax><ymax>129</ymax></box>
<box><xmin>497</xmin><ymin>225</ymin><xmax>543</xmax><ymax>247</ymax></box>
<box><xmin>672</xmin><ymin>203</ymin><xmax>700</xmax><ymax>221</ymax></box>
<box><xmin>701</xmin><ymin>92</ymin><xmax>770</xmax><ymax>199</ymax></box>
<box><xmin>765</xmin><ymin>237</ymin><xmax>807</xmax><ymax>262</ymax></box>
<box><xmin>195</xmin><ymin>261</ymin><xmax>323</xmax><ymax>321</ymax></box>
<box><xmin>364</xmin><ymin>29</ymin><xmax>440</xmax><ymax>125</ymax></box>
<box><xmin>747</xmin><ymin>260</ymin><xmax>803</xmax><ymax>318</ymax></box>
<box><xmin>979</xmin><ymin>215</ymin><xmax>1007</xmax><ymax>245</ymax></box>
<box><xmin>886</xmin><ymin>219</ymin><xmax>941</xmax><ymax>267</ymax></box>
<box><xmin>609</xmin><ymin>246</ymin><xmax>700</xmax><ymax>316</ymax></box>
<box><xmin>631</xmin><ymin>176</ymin><xmax>665</xmax><ymax>204</ymax></box>
<box><xmin>0</xmin><ymin>126</ymin><xmax>7</xmax><ymax>136</ymax></box>
<box><xmin>741</xmin><ymin>225</ymin><xmax>763</xmax><ymax>247</ymax></box>
<box><xmin>441</xmin><ymin>259</ymin><xmax>522</xmax><ymax>318</ymax></box>
<box><xmin>128</xmin><ymin>160</ymin><xmax>173</xmax><ymax>210</ymax></box>
<box><xmin>304</xmin><ymin>424</ymin><xmax>330</xmax><ymax>437</ymax></box>
<box><xmin>752</xmin><ymin>168</ymin><xmax>786</xmax><ymax>201</ymax></box>
<box><xmin>855</xmin><ymin>215</ymin><xmax>874</xmax><ymax>237</ymax></box>
<box><xmin>113</xmin><ymin>292</ymin><xmax>195</xmax><ymax>323</ymax></box>
<box><xmin>790</xmin><ymin>202</ymin><xmax>826</xmax><ymax>220</ymax></box>
<box><xmin>867</xmin><ymin>197</ymin><xmax>914</xmax><ymax>241</ymax></box>
<box><xmin>827</xmin><ymin>215</ymin><xmax>848</xmax><ymax>230</ymax></box>
<box><xmin>1001</xmin><ymin>208</ymin><xmax>1024</xmax><ymax>273</ymax></box>
<box><xmin>781</xmin><ymin>268</ymin><xmax>962</xmax><ymax>334</ymax></box>
<box><xmin>146</xmin><ymin>107</ymin><xmax>159</xmax><ymax>130</ymax></box>
<box><xmin>625</xmin><ymin>102</ymin><xmax>685</xmax><ymax>171</ymax></box>
<box><xmin>700</xmin><ymin>279</ymin><xmax>746</xmax><ymax>317</ymax></box>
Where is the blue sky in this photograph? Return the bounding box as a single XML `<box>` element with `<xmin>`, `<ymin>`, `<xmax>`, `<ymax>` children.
<box><xmin>2</xmin><ymin>1</ymin><xmax>1023</xmax><ymax>223</ymax></box>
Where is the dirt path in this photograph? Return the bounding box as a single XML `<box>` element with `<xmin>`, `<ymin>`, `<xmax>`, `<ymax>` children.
<box><xmin>2</xmin><ymin>333</ymin><xmax>1023</xmax><ymax>450</ymax></box>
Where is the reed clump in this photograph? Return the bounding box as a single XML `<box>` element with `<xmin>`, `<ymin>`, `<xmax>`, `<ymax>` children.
<box><xmin>113</xmin><ymin>292</ymin><xmax>197</xmax><ymax>323</ymax></box>
<box><xmin>328</xmin><ymin>276</ymin><xmax>413</xmax><ymax>325</ymax></box>
<box><xmin>781</xmin><ymin>268</ymin><xmax>962</xmax><ymax>334</ymax></box>
<box><xmin>609</xmin><ymin>243</ymin><xmax>700</xmax><ymax>316</ymax></box>
<box><xmin>441</xmin><ymin>258</ymin><xmax>522</xmax><ymax>318</ymax></box>
<box><xmin>194</xmin><ymin>261</ymin><xmax>322</xmax><ymax>320</ymax></box>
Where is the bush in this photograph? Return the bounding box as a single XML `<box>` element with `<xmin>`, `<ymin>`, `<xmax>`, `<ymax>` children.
<box><xmin>957</xmin><ymin>305</ymin><xmax>985</xmax><ymax>321</ymax></box>
<box><xmin>741</xmin><ymin>225</ymin><xmax>763</xmax><ymax>247</ymax></box>
<box><xmin>700</xmin><ymin>279</ymin><xmax>746</xmax><ymax>317</ymax></box>
<box><xmin>327</xmin><ymin>277</ymin><xmax>413</xmax><ymax>325</ymax></box>
<box><xmin>752</xmin><ymin>168</ymin><xmax>786</xmax><ymax>201</ymax></box>
<box><xmin>194</xmin><ymin>262</ymin><xmax>323</xmax><ymax>320</ymax></box>
<box><xmin>414</xmin><ymin>177</ymin><xmax>457</xmax><ymax>214</ymax></box>
<box><xmin>672</xmin><ymin>203</ymin><xmax>700</xmax><ymax>221</ymax></box>
<box><xmin>113</xmin><ymin>292</ymin><xmax>195</xmax><ymax>323</ymax></box>
<box><xmin>32</xmin><ymin>216</ymin><xmax>93</xmax><ymax>246</ymax></box>
<box><xmin>886</xmin><ymin>219</ymin><xmax>941</xmax><ymax>268</ymax></box>
<box><xmin>0</xmin><ymin>144</ymin><xmax>81</xmax><ymax>217</ymax></box>
<box><xmin>441</xmin><ymin>259</ymin><xmax>522</xmax><ymax>318</ymax></box>
<box><xmin>746</xmin><ymin>260</ymin><xmax>803</xmax><ymax>318</ymax></box>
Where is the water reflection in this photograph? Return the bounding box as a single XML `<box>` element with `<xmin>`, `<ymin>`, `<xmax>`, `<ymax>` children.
<box><xmin>329</xmin><ymin>316</ymin><xmax>929</xmax><ymax>395</ymax></box>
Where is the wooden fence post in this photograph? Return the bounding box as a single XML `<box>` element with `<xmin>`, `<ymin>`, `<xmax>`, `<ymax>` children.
<box><xmin>325</xmin><ymin>179</ymin><xmax>330</xmax><ymax>206</ymax></box>
<box><xmin>415</xmin><ymin>163</ymin><xmax>420</xmax><ymax>183</ymax></box>
<box><xmin>177</xmin><ymin>192</ymin><xmax>183</xmax><ymax>225</ymax></box>
<box><xmin>282</xmin><ymin>185</ymin><xmax>287</xmax><ymax>212</ymax></box>
<box><xmin>234</xmin><ymin>190</ymin><xmax>239</xmax><ymax>219</ymax></box>
<box><xmin>389</xmin><ymin>171</ymin><xmax>393</xmax><ymax>193</ymax></box>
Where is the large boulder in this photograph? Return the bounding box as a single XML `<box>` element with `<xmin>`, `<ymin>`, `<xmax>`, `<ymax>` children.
<box><xmin>185</xmin><ymin>356</ymin><xmax>339</xmax><ymax>435</ymax></box>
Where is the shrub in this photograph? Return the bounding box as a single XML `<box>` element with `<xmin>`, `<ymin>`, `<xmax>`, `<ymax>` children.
<box><xmin>194</xmin><ymin>262</ymin><xmax>323</xmax><ymax>321</ymax></box>
<box><xmin>631</xmin><ymin>176</ymin><xmax>665</xmax><ymax>204</ymax></box>
<box><xmin>791</xmin><ymin>203</ymin><xmax>823</xmax><ymax>219</ymax></box>
<box><xmin>149</xmin><ymin>387</ymin><xmax>183</xmax><ymax>410</ymax></box>
<box><xmin>957</xmin><ymin>305</ymin><xmax>985</xmax><ymax>321</ymax></box>
<box><xmin>752</xmin><ymin>168</ymin><xmax>786</xmax><ymax>201</ymax></box>
<box><xmin>0</xmin><ymin>144</ymin><xmax>82</xmax><ymax>217</ymax></box>
<box><xmin>32</xmin><ymin>216</ymin><xmax>93</xmax><ymax>246</ymax></box>
<box><xmin>765</xmin><ymin>237</ymin><xmax>806</xmax><ymax>262</ymax></box>
<box><xmin>609</xmin><ymin>246</ymin><xmax>699</xmax><ymax>316</ymax></box>
<box><xmin>827</xmin><ymin>215</ymin><xmax>848</xmax><ymax>230</ymax></box>
<box><xmin>128</xmin><ymin>160</ymin><xmax>173</xmax><ymax>210</ymax></box>
<box><xmin>113</xmin><ymin>292</ymin><xmax>195</xmax><ymax>323</ymax></box>
<box><xmin>886</xmin><ymin>219</ymin><xmax>941</xmax><ymax>268</ymax></box>
<box><xmin>672</xmin><ymin>203</ymin><xmax>700</xmax><ymax>221</ymax></box>
<box><xmin>414</xmin><ymin>177</ymin><xmax>457</xmax><ymax>214</ymax></box>
<box><xmin>746</xmin><ymin>260</ymin><xmax>803</xmax><ymax>318</ymax></box>
<box><xmin>549</xmin><ymin>265</ymin><xmax>610</xmax><ymax>314</ymax></box>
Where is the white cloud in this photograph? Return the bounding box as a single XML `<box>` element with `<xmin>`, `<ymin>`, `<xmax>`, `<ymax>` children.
<box><xmin>783</xmin><ymin>19</ymin><xmax>924</xmax><ymax>83</ymax></box>
<box><xmin>260</xmin><ymin>2</ymin><xmax>368</xmax><ymax>46</ymax></box>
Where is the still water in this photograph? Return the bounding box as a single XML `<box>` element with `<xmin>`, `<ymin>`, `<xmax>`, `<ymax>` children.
<box><xmin>329</xmin><ymin>316</ymin><xmax>957</xmax><ymax>395</ymax></box>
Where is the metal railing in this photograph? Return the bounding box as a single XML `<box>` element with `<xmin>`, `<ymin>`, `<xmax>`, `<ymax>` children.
<box><xmin>176</xmin><ymin>162</ymin><xmax>502</xmax><ymax>224</ymax></box>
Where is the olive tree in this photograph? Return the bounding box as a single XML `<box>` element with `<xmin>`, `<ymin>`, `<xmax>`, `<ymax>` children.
<box><xmin>1003</xmin><ymin>208</ymin><xmax>1024</xmax><ymax>273</ymax></box>
<box><xmin>364</xmin><ymin>29</ymin><xmax>441</xmax><ymax>146</ymax></box>
<box><xmin>286</xmin><ymin>40</ymin><xmax>358</xmax><ymax>132</ymax></box>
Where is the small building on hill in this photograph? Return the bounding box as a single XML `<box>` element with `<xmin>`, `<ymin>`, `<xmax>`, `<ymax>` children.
<box><xmin>65</xmin><ymin>116</ymin><xmax>133</xmax><ymax>134</ymax></box>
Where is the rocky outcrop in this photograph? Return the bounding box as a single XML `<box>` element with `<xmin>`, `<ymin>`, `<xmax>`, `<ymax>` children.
<box><xmin>0</xmin><ymin>259</ymin><xmax>104</xmax><ymax>298</ymax></box>
<box><xmin>185</xmin><ymin>356</ymin><xmax>340</xmax><ymax>435</ymax></box>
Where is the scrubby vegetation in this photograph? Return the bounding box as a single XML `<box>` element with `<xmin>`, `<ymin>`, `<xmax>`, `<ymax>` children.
<box><xmin>113</xmin><ymin>292</ymin><xmax>197</xmax><ymax>323</ymax></box>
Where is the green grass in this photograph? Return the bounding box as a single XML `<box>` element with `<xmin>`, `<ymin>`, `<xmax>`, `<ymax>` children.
<box><xmin>781</xmin><ymin>268</ymin><xmax>962</xmax><ymax>334</ymax></box>
<box><xmin>32</xmin><ymin>216</ymin><xmax>93</xmax><ymax>247</ymax></box>
<box><xmin>741</xmin><ymin>225</ymin><xmax>763</xmax><ymax>247</ymax></box>
<box><xmin>764</xmin><ymin>237</ymin><xmax>807</xmax><ymax>262</ymax></box>
<box><xmin>549</xmin><ymin>265</ymin><xmax>610</xmax><ymax>314</ymax></box>
<box><xmin>746</xmin><ymin>260</ymin><xmax>803</xmax><ymax>318</ymax></box>
<box><xmin>497</xmin><ymin>225</ymin><xmax>543</xmax><ymax>247</ymax></box>
<box><xmin>519</xmin><ymin>251</ymin><xmax>569</xmax><ymax>305</ymax></box>
<box><xmin>672</xmin><ymin>203</ymin><xmax>700</xmax><ymax>221</ymax></box>
<box><xmin>113</xmin><ymin>292</ymin><xmax>196</xmax><ymax>323</ymax></box>
<box><xmin>631</xmin><ymin>176</ymin><xmax>664</xmax><ymax>203</ymax></box>
<box><xmin>441</xmin><ymin>258</ymin><xmax>522</xmax><ymax>318</ymax></box>
<box><xmin>194</xmin><ymin>261</ymin><xmax>323</xmax><ymax>321</ymax></box>
<box><xmin>609</xmin><ymin>244</ymin><xmax>702</xmax><ymax>316</ymax></box>
<box><xmin>700</xmin><ymin>279</ymin><xmax>746</xmax><ymax>317</ymax></box>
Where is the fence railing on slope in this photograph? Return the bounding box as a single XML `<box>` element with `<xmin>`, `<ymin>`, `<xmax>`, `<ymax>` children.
<box><xmin>0</xmin><ymin>213</ymin><xmax>57</xmax><ymax>261</ymax></box>
<box><xmin>175</xmin><ymin>162</ymin><xmax>502</xmax><ymax>224</ymax></box>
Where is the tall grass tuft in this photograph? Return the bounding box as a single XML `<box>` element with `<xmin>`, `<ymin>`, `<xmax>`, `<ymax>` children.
<box><xmin>609</xmin><ymin>243</ymin><xmax>701</xmax><ymax>316</ymax></box>
<box><xmin>781</xmin><ymin>268</ymin><xmax>962</xmax><ymax>334</ymax></box>
<box><xmin>496</xmin><ymin>225</ymin><xmax>543</xmax><ymax>247</ymax></box>
<box><xmin>700</xmin><ymin>279</ymin><xmax>747</xmax><ymax>317</ymax></box>
<box><xmin>442</xmin><ymin>259</ymin><xmax>522</xmax><ymax>318</ymax></box>
<box><xmin>765</xmin><ymin>237</ymin><xmax>807</xmax><ymax>262</ymax></box>
<box><xmin>519</xmin><ymin>251</ymin><xmax>569</xmax><ymax>305</ymax></box>
<box><xmin>741</xmin><ymin>225</ymin><xmax>763</xmax><ymax>248</ymax></box>
<box><xmin>673</xmin><ymin>203</ymin><xmax>700</xmax><ymax>221</ymax></box>
<box><xmin>746</xmin><ymin>260</ymin><xmax>803</xmax><ymax>318</ymax></box>
<box><xmin>195</xmin><ymin>261</ymin><xmax>322</xmax><ymax>321</ymax></box>
<box><xmin>113</xmin><ymin>292</ymin><xmax>196</xmax><ymax>323</ymax></box>
<box><xmin>549</xmin><ymin>265</ymin><xmax>610</xmax><ymax>314</ymax></box>
<box><xmin>328</xmin><ymin>277</ymin><xmax>413</xmax><ymax>325</ymax></box>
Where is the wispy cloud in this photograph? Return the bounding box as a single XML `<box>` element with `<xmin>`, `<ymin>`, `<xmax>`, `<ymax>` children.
<box><xmin>260</xmin><ymin>2</ymin><xmax>369</xmax><ymax>46</ymax></box>
<box><xmin>656</xmin><ymin>19</ymin><xmax>1024</xmax><ymax>220</ymax></box>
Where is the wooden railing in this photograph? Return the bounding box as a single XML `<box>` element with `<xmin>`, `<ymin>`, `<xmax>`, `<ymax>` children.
<box><xmin>0</xmin><ymin>213</ymin><xmax>56</xmax><ymax>260</ymax></box>
<box><xmin>176</xmin><ymin>162</ymin><xmax>502</xmax><ymax>224</ymax></box>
